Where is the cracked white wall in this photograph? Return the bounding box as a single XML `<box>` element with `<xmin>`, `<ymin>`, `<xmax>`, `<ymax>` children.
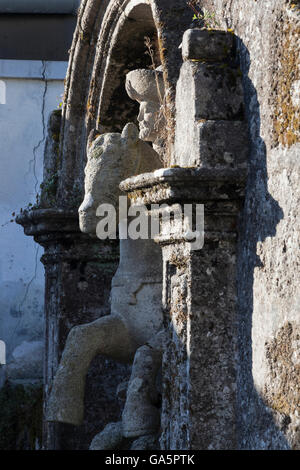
<box><xmin>0</xmin><ymin>60</ymin><xmax>67</xmax><ymax>386</ymax></box>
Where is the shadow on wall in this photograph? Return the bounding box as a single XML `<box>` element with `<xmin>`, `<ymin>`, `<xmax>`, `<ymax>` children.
<box><xmin>236</xmin><ymin>38</ymin><xmax>289</xmax><ymax>449</ymax></box>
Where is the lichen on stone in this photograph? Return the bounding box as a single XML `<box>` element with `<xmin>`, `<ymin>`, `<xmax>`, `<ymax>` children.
<box><xmin>272</xmin><ymin>19</ymin><xmax>300</xmax><ymax>147</ymax></box>
<box><xmin>264</xmin><ymin>322</ymin><xmax>300</xmax><ymax>449</ymax></box>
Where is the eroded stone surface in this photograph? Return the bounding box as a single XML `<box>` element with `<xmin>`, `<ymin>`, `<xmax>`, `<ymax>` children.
<box><xmin>130</xmin><ymin>434</ymin><xmax>159</xmax><ymax>450</ymax></box>
<box><xmin>179</xmin><ymin>119</ymin><xmax>249</xmax><ymax>168</ymax></box>
<box><xmin>122</xmin><ymin>333</ymin><xmax>164</xmax><ymax>438</ymax></box>
<box><xmin>125</xmin><ymin>68</ymin><xmax>166</xmax><ymax>157</ymax></box>
<box><xmin>122</xmin><ymin>164</ymin><xmax>247</xmax><ymax>449</ymax></box>
<box><xmin>264</xmin><ymin>322</ymin><xmax>300</xmax><ymax>450</ymax></box>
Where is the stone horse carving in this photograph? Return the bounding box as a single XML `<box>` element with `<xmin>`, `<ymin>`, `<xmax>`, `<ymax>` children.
<box><xmin>47</xmin><ymin>69</ymin><xmax>166</xmax><ymax>447</ymax></box>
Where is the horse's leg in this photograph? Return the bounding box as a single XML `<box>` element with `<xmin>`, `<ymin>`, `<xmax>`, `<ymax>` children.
<box><xmin>89</xmin><ymin>422</ymin><xmax>124</xmax><ymax>450</ymax></box>
<box><xmin>122</xmin><ymin>330</ymin><xmax>164</xmax><ymax>438</ymax></box>
<box><xmin>46</xmin><ymin>314</ymin><xmax>135</xmax><ymax>425</ymax></box>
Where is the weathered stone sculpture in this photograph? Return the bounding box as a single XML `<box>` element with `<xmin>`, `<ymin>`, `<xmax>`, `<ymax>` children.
<box><xmin>125</xmin><ymin>68</ymin><xmax>165</xmax><ymax>158</ymax></box>
<box><xmin>47</xmin><ymin>69</ymin><xmax>166</xmax><ymax>448</ymax></box>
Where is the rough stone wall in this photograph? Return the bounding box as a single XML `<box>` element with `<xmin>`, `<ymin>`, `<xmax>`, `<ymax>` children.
<box><xmin>198</xmin><ymin>0</ymin><xmax>299</xmax><ymax>449</ymax></box>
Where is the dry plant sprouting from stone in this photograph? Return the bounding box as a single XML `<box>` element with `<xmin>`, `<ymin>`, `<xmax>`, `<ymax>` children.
<box><xmin>144</xmin><ymin>36</ymin><xmax>163</xmax><ymax>104</ymax></box>
<box><xmin>144</xmin><ymin>36</ymin><xmax>168</xmax><ymax>165</ymax></box>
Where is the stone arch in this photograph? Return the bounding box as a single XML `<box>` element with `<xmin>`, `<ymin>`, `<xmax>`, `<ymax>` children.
<box><xmin>58</xmin><ymin>0</ymin><xmax>158</xmax><ymax>205</ymax></box>
<box><xmin>57</xmin><ymin>0</ymin><xmax>191</xmax><ymax>207</ymax></box>
<box><xmin>89</xmin><ymin>0</ymin><xmax>157</xmax><ymax>134</ymax></box>
<box><xmin>0</xmin><ymin>80</ymin><xmax>6</xmax><ymax>104</ymax></box>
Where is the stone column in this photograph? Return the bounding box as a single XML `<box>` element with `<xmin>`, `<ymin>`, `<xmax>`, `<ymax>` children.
<box><xmin>120</xmin><ymin>29</ymin><xmax>249</xmax><ymax>449</ymax></box>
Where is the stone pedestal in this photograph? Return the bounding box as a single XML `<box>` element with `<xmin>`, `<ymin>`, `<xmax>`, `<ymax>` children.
<box><xmin>121</xmin><ymin>167</ymin><xmax>246</xmax><ymax>449</ymax></box>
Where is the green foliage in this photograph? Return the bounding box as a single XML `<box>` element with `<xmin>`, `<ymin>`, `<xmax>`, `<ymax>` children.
<box><xmin>187</xmin><ymin>1</ymin><xmax>220</xmax><ymax>29</ymax></box>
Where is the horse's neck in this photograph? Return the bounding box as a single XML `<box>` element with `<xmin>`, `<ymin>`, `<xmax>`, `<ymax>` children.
<box><xmin>114</xmin><ymin>217</ymin><xmax>162</xmax><ymax>280</ymax></box>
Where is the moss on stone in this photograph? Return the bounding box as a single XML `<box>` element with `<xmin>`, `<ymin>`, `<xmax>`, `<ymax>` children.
<box><xmin>51</xmin><ymin>133</ymin><xmax>60</xmax><ymax>143</ymax></box>
<box><xmin>39</xmin><ymin>173</ymin><xmax>59</xmax><ymax>207</ymax></box>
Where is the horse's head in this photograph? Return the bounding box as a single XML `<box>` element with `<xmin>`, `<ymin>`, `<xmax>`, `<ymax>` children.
<box><xmin>79</xmin><ymin>123</ymin><xmax>142</xmax><ymax>236</ymax></box>
<box><xmin>79</xmin><ymin>122</ymin><xmax>161</xmax><ymax>237</ymax></box>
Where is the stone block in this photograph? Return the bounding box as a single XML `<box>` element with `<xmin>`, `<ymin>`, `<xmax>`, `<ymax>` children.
<box><xmin>178</xmin><ymin>120</ymin><xmax>249</xmax><ymax>168</ymax></box>
<box><xmin>182</xmin><ymin>29</ymin><xmax>234</xmax><ymax>62</ymax></box>
<box><xmin>193</xmin><ymin>63</ymin><xmax>244</xmax><ymax>120</ymax></box>
<box><xmin>176</xmin><ymin>61</ymin><xmax>244</xmax><ymax>122</ymax></box>
<box><xmin>175</xmin><ymin>56</ymin><xmax>246</xmax><ymax>166</ymax></box>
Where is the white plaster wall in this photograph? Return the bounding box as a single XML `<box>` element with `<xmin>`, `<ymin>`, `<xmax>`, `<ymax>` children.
<box><xmin>0</xmin><ymin>60</ymin><xmax>67</xmax><ymax>384</ymax></box>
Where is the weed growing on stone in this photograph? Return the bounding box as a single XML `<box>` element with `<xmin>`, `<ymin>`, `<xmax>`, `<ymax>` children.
<box><xmin>187</xmin><ymin>1</ymin><xmax>220</xmax><ymax>29</ymax></box>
